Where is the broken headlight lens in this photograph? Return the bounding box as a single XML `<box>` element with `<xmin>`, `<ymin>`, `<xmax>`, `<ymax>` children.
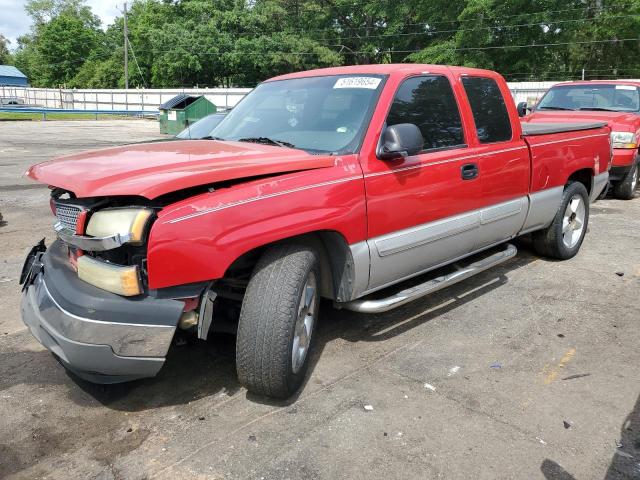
<box><xmin>86</xmin><ymin>208</ymin><xmax>153</xmax><ymax>245</ymax></box>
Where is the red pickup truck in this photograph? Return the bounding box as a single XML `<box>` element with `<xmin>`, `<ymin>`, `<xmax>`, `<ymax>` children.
<box><xmin>21</xmin><ymin>64</ymin><xmax>611</xmax><ymax>398</ymax></box>
<box><xmin>519</xmin><ymin>80</ymin><xmax>639</xmax><ymax>199</ymax></box>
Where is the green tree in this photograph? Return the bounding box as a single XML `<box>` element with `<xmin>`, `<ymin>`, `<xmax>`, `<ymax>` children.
<box><xmin>408</xmin><ymin>0</ymin><xmax>640</xmax><ymax>81</ymax></box>
<box><xmin>11</xmin><ymin>0</ymin><xmax>640</xmax><ymax>88</ymax></box>
<box><xmin>15</xmin><ymin>0</ymin><xmax>103</xmax><ymax>86</ymax></box>
<box><xmin>0</xmin><ymin>35</ymin><xmax>12</xmax><ymax>64</ymax></box>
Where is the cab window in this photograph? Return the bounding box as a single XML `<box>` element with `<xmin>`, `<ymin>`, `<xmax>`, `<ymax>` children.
<box><xmin>462</xmin><ymin>77</ymin><xmax>512</xmax><ymax>143</ymax></box>
<box><xmin>386</xmin><ymin>75</ymin><xmax>465</xmax><ymax>151</ymax></box>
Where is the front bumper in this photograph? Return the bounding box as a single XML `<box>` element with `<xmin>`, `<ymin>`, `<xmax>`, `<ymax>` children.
<box><xmin>611</xmin><ymin>148</ymin><xmax>638</xmax><ymax>169</ymax></box>
<box><xmin>20</xmin><ymin>240</ymin><xmax>186</xmax><ymax>383</ymax></box>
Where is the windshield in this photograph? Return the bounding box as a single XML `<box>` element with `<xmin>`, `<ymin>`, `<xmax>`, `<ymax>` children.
<box><xmin>537</xmin><ymin>84</ymin><xmax>640</xmax><ymax>112</ymax></box>
<box><xmin>210</xmin><ymin>75</ymin><xmax>385</xmax><ymax>154</ymax></box>
<box><xmin>176</xmin><ymin>113</ymin><xmax>227</xmax><ymax>139</ymax></box>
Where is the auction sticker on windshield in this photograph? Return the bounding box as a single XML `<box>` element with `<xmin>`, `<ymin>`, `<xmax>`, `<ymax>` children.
<box><xmin>334</xmin><ymin>77</ymin><xmax>381</xmax><ymax>89</ymax></box>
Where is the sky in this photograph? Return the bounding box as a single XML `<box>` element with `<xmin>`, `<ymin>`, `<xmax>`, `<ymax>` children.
<box><xmin>0</xmin><ymin>0</ymin><xmax>121</xmax><ymax>49</ymax></box>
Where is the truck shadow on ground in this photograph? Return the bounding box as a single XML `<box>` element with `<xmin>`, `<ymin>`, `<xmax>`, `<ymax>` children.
<box><xmin>68</xmin><ymin>334</ymin><xmax>242</xmax><ymax>412</ymax></box>
<box><xmin>249</xmin><ymin>244</ymin><xmax>539</xmax><ymax>407</ymax></box>
<box><xmin>67</xmin><ymin>244</ymin><xmax>539</xmax><ymax>411</ymax></box>
<box><xmin>541</xmin><ymin>392</ymin><xmax>640</xmax><ymax>480</ymax></box>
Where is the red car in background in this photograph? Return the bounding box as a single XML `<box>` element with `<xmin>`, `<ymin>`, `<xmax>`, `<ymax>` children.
<box><xmin>520</xmin><ymin>80</ymin><xmax>640</xmax><ymax>199</ymax></box>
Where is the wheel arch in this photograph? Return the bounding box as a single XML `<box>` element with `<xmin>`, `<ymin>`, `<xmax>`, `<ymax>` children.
<box><xmin>566</xmin><ymin>168</ymin><xmax>594</xmax><ymax>195</ymax></box>
<box><xmin>223</xmin><ymin>230</ymin><xmax>362</xmax><ymax>302</ymax></box>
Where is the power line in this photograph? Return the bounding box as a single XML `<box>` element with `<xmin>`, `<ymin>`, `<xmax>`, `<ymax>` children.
<box><xmin>108</xmin><ymin>5</ymin><xmax>635</xmax><ymax>42</ymax></box>
<box><xmin>324</xmin><ymin>14</ymin><xmax>640</xmax><ymax>42</ymax></box>
<box><xmin>198</xmin><ymin>5</ymin><xmax>637</xmax><ymax>39</ymax></box>
<box><xmin>127</xmin><ymin>35</ymin><xmax>147</xmax><ymax>88</ymax></box>
<box><xmin>455</xmin><ymin>37</ymin><xmax>639</xmax><ymax>52</ymax></box>
<box><xmin>123</xmin><ymin>1</ymin><xmax>128</xmax><ymax>89</ymax></box>
<box><xmin>123</xmin><ymin>37</ymin><xmax>639</xmax><ymax>57</ymax></box>
<box><xmin>390</xmin><ymin>5</ymin><xmax>634</xmax><ymax>27</ymax></box>
<box><xmin>21</xmin><ymin>35</ymin><xmax>640</xmax><ymax>72</ymax></box>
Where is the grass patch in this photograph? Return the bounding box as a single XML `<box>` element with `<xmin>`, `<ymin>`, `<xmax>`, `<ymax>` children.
<box><xmin>0</xmin><ymin>112</ymin><xmax>142</xmax><ymax>121</ymax></box>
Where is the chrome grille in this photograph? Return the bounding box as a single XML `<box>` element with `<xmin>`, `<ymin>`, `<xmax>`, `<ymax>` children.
<box><xmin>55</xmin><ymin>203</ymin><xmax>81</xmax><ymax>232</ymax></box>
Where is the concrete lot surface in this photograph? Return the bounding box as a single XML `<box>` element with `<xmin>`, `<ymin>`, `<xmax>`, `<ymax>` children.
<box><xmin>0</xmin><ymin>120</ymin><xmax>639</xmax><ymax>480</ymax></box>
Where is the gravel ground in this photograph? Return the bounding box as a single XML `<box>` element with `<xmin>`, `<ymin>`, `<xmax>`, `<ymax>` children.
<box><xmin>0</xmin><ymin>120</ymin><xmax>639</xmax><ymax>480</ymax></box>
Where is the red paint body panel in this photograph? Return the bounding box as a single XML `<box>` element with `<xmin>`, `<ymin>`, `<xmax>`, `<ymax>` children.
<box><xmin>524</xmin><ymin>130</ymin><xmax>611</xmax><ymax>192</ymax></box>
<box><xmin>27</xmin><ymin>140</ymin><xmax>336</xmax><ymax>199</ymax></box>
<box><xmin>523</xmin><ymin>80</ymin><xmax>640</xmax><ymax>168</ymax></box>
<box><xmin>450</xmin><ymin>67</ymin><xmax>532</xmax><ymax>209</ymax></box>
<box><xmin>358</xmin><ymin>68</ymin><xmax>483</xmax><ymax>239</ymax></box>
<box><xmin>524</xmin><ymin>110</ymin><xmax>639</xmax><ymax>168</ymax></box>
<box><xmin>25</xmin><ymin>65</ymin><xmax>615</xmax><ymax>292</ymax></box>
<box><xmin>612</xmin><ymin>148</ymin><xmax>638</xmax><ymax>167</ymax></box>
<box><xmin>147</xmin><ymin>156</ymin><xmax>366</xmax><ymax>288</ymax></box>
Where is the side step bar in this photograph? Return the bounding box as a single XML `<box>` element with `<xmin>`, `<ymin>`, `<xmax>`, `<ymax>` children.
<box><xmin>338</xmin><ymin>244</ymin><xmax>517</xmax><ymax>313</ymax></box>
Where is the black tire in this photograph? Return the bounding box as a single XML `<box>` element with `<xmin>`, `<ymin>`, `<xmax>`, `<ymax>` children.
<box><xmin>532</xmin><ymin>182</ymin><xmax>590</xmax><ymax>260</ymax></box>
<box><xmin>612</xmin><ymin>162</ymin><xmax>638</xmax><ymax>200</ymax></box>
<box><xmin>236</xmin><ymin>244</ymin><xmax>320</xmax><ymax>398</ymax></box>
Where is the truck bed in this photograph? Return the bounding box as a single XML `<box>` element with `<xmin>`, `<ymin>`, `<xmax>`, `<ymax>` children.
<box><xmin>523</xmin><ymin>121</ymin><xmax>611</xmax><ymax>198</ymax></box>
<box><xmin>521</xmin><ymin>121</ymin><xmax>607</xmax><ymax>136</ymax></box>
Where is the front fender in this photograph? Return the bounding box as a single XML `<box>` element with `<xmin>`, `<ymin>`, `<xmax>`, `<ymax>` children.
<box><xmin>146</xmin><ymin>164</ymin><xmax>366</xmax><ymax>289</ymax></box>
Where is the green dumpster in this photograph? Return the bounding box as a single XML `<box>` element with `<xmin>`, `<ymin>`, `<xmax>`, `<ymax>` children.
<box><xmin>159</xmin><ymin>94</ymin><xmax>217</xmax><ymax>135</ymax></box>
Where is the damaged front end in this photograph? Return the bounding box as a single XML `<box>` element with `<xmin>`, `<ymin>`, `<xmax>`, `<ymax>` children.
<box><xmin>19</xmin><ymin>189</ymin><xmax>210</xmax><ymax>383</ymax></box>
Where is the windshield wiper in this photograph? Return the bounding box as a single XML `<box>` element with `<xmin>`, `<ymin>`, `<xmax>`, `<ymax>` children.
<box><xmin>538</xmin><ymin>106</ymin><xmax>576</xmax><ymax>111</ymax></box>
<box><xmin>200</xmin><ymin>135</ymin><xmax>225</xmax><ymax>140</ymax></box>
<box><xmin>237</xmin><ymin>137</ymin><xmax>297</xmax><ymax>149</ymax></box>
<box><xmin>577</xmin><ymin>107</ymin><xmax>618</xmax><ymax>112</ymax></box>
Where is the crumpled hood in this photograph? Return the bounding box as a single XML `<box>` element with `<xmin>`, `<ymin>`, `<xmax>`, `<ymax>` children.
<box><xmin>26</xmin><ymin>140</ymin><xmax>337</xmax><ymax>199</ymax></box>
<box><xmin>524</xmin><ymin>110</ymin><xmax>640</xmax><ymax>132</ymax></box>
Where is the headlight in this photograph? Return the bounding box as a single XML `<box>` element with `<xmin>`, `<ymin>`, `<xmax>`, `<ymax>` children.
<box><xmin>611</xmin><ymin>131</ymin><xmax>638</xmax><ymax>149</ymax></box>
<box><xmin>77</xmin><ymin>255</ymin><xmax>142</xmax><ymax>296</ymax></box>
<box><xmin>86</xmin><ymin>208</ymin><xmax>153</xmax><ymax>244</ymax></box>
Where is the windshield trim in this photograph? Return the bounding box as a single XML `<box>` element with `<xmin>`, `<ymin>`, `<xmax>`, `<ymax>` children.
<box><xmin>534</xmin><ymin>84</ymin><xmax>640</xmax><ymax>114</ymax></box>
<box><xmin>211</xmin><ymin>73</ymin><xmax>389</xmax><ymax>155</ymax></box>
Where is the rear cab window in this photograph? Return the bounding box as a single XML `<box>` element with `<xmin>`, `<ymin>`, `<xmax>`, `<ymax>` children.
<box><xmin>385</xmin><ymin>75</ymin><xmax>466</xmax><ymax>152</ymax></box>
<box><xmin>462</xmin><ymin>77</ymin><xmax>513</xmax><ymax>143</ymax></box>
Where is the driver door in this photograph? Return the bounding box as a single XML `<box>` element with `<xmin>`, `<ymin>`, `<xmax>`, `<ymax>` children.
<box><xmin>361</xmin><ymin>74</ymin><xmax>482</xmax><ymax>292</ymax></box>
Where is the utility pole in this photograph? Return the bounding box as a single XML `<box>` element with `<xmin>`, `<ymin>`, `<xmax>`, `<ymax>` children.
<box><xmin>123</xmin><ymin>2</ymin><xmax>129</xmax><ymax>89</ymax></box>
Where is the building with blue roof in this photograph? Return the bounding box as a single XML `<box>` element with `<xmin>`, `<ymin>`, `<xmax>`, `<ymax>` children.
<box><xmin>0</xmin><ymin>65</ymin><xmax>28</xmax><ymax>87</ymax></box>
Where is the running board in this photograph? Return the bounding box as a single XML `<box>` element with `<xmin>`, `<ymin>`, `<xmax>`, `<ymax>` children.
<box><xmin>337</xmin><ymin>243</ymin><xmax>517</xmax><ymax>313</ymax></box>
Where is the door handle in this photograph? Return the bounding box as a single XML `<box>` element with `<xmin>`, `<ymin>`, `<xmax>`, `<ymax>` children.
<box><xmin>461</xmin><ymin>163</ymin><xmax>479</xmax><ymax>180</ymax></box>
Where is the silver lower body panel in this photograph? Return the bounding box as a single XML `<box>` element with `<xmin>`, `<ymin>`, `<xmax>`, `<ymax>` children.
<box><xmin>349</xmin><ymin>187</ymin><xmax>565</xmax><ymax>300</ymax></box>
<box><xmin>339</xmin><ymin>243</ymin><xmax>517</xmax><ymax>313</ymax></box>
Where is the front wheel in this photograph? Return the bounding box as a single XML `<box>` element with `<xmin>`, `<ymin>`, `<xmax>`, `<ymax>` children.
<box><xmin>532</xmin><ymin>182</ymin><xmax>589</xmax><ymax>260</ymax></box>
<box><xmin>612</xmin><ymin>162</ymin><xmax>638</xmax><ymax>200</ymax></box>
<box><xmin>236</xmin><ymin>244</ymin><xmax>320</xmax><ymax>398</ymax></box>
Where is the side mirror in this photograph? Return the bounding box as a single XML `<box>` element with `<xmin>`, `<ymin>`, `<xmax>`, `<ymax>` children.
<box><xmin>378</xmin><ymin>123</ymin><xmax>424</xmax><ymax>160</ymax></box>
<box><xmin>517</xmin><ymin>101</ymin><xmax>529</xmax><ymax>117</ymax></box>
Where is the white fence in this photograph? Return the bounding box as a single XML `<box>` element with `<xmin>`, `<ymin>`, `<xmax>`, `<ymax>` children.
<box><xmin>0</xmin><ymin>86</ymin><xmax>252</xmax><ymax>112</ymax></box>
<box><xmin>2</xmin><ymin>80</ymin><xmax>639</xmax><ymax>112</ymax></box>
<box><xmin>507</xmin><ymin>81</ymin><xmax>559</xmax><ymax>105</ymax></box>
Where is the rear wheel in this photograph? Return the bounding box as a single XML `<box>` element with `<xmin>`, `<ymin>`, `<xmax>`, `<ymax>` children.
<box><xmin>236</xmin><ymin>244</ymin><xmax>319</xmax><ymax>398</ymax></box>
<box><xmin>612</xmin><ymin>162</ymin><xmax>638</xmax><ymax>200</ymax></box>
<box><xmin>532</xmin><ymin>182</ymin><xmax>589</xmax><ymax>260</ymax></box>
